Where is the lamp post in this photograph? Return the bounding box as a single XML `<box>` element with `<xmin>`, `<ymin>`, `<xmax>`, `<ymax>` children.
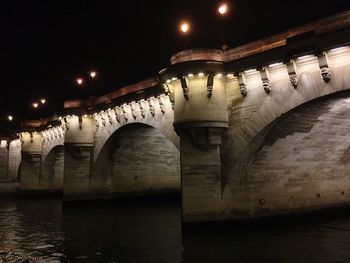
<box><xmin>75</xmin><ymin>71</ymin><xmax>98</xmax><ymax>100</ymax></box>
<box><xmin>217</xmin><ymin>2</ymin><xmax>230</xmax><ymax>50</ymax></box>
<box><xmin>179</xmin><ymin>21</ymin><xmax>190</xmax><ymax>49</ymax></box>
<box><xmin>30</xmin><ymin>98</ymin><xmax>47</xmax><ymax>119</ymax></box>
<box><xmin>89</xmin><ymin>71</ymin><xmax>97</xmax><ymax>99</ymax></box>
<box><xmin>6</xmin><ymin>115</ymin><xmax>14</xmax><ymax>130</ymax></box>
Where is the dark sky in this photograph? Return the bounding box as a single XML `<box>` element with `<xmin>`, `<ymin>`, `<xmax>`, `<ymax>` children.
<box><xmin>1</xmin><ymin>0</ymin><xmax>350</xmax><ymax>126</ymax></box>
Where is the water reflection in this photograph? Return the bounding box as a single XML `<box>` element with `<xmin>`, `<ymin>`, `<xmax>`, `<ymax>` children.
<box><xmin>0</xmin><ymin>199</ymin><xmax>65</xmax><ymax>262</ymax></box>
<box><xmin>1</xmin><ymin>197</ymin><xmax>350</xmax><ymax>262</ymax></box>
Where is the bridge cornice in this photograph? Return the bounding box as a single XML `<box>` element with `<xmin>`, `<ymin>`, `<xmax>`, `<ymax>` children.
<box><xmin>170</xmin><ymin>10</ymin><xmax>350</xmax><ymax>65</ymax></box>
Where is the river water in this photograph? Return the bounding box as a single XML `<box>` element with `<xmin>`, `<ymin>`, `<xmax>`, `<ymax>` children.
<box><xmin>1</xmin><ymin>197</ymin><xmax>350</xmax><ymax>263</ymax></box>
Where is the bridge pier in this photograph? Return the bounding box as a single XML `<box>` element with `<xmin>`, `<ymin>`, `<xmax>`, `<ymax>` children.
<box><xmin>20</xmin><ymin>132</ymin><xmax>44</xmax><ymax>192</ymax></box>
<box><xmin>179</xmin><ymin>127</ymin><xmax>227</xmax><ymax>222</ymax></box>
<box><xmin>62</xmin><ymin>115</ymin><xmax>95</xmax><ymax>200</ymax></box>
<box><xmin>63</xmin><ymin>144</ymin><xmax>93</xmax><ymax>199</ymax></box>
<box><xmin>163</xmin><ymin>66</ymin><xmax>230</xmax><ymax>222</ymax></box>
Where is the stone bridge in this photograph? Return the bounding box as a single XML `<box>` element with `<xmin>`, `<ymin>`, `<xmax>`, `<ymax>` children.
<box><xmin>2</xmin><ymin>11</ymin><xmax>350</xmax><ymax>222</ymax></box>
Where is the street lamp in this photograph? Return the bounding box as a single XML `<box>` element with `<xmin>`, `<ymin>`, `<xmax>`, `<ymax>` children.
<box><xmin>75</xmin><ymin>71</ymin><xmax>98</xmax><ymax>99</ymax></box>
<box><xmin>218</xmin><ymin>3</ymin><xmax>228</xmax><ymax>16</ymax></box>
<box><xmin>179</xmin><ymin>21</ymin><xmax>190</xmax><ymax>34</ymax></box>
<box><xmin>40</xmin><ymin>98</ymin><xmax>46</xmax><ymax>104</ymax></box>
<box><xmin>32</xmin><ymin>102</ymin><xmax>39</xmax><ymax>109</ymax></box>
<box><xmin>7</xmin><ymin>115</ymin><xmax>13</xmax><ymax>122</ymax></box>
<box><xmin>76</xmin><ymin>78</ymin><xmax>84</xmax><ymax>86</ymax></box>
<box><xmin>179</xmin><ymin>21</ymin><xmax>191</xmax><ymax>50</ymax></box>
<box><xmin>90</xmin><ymin>71</ymin><xmax>96</xmax><ymax>78</ymax></box>
<box><xmin>217</xmin><ymin>2</ymin><xmax>230</xmax><ymax>50</ymax></box>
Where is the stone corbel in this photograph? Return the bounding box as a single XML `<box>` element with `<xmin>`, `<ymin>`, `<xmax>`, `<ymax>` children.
<box><xmin>78</xmin><ymin>115</ymin><xmax>83</xmax><ymax>129</ymax></box>
<box><xmin>94</xmin><ymin>114</ymin><xmax>100</xmax><ymax>128</ymax></box>
<box><xmin>148</xmin><ymin>98</ymin><xmax>155</xmax><ymax>116</ymax></box>
<box><xmin>237</xmin><ymin>73</ymin><xmax>247</xmax><ymax>96</ymax></box>
<box><xmin>286</xmin><ymin>60</ymin><xmax>298</xmax><ymax>88</ymax></box>
<box><xmin>64</xmin><ymin>117</ymin><xmax>69</xmax><ymax>130</ymax></box>
<box><xmin>58</xmin><ymin>128</ymin><xmax>64</xmax><ymax>138</ymax></box>
<box><xmin>130</xmin><ymin>102</ymin><xmax>137</xmax><ymax>119</ymax></box>
<box><xmin>260</xmin><ymin>68</ymin><xmax>271</xmax><ymax>94</ymax></box>
<box><xmin>100</xmin><ymin>112</ymin><xmax>106</xmax><ymax>126</ymax></box>
<box><xmin>158</xmin><ymin>96</ymin><xmax>165</xmax><ymax>114</ymax></box>
<box><xmin>106</xmin><ymin>110</ymin><xmax>113</xmax><ymax>124</ymax></box>
<box><xmin>206</xmin><ymin>73</ymin><xmax>214</xmax><ymax>98</ymax></box>
<box><xmin>49</xmin><ymin>130</ymin><xmax>53</xmax><ymax>141</ymax></box>
<box><xmin>317</xmin><ymin>53</ymin><xmax>331</xmax><ymax>83</ymax></box>
<box><xmin>53</xmin><ymin>128</ymin><xmax>58</xmax><ymax>139</ymax></box>
<box><xmin>138</xmin><ymin>100</ymin><xmax>146</xmax><ymax>118</ymax></box>
<box><xmin>163</xmin><ymin>83</ymin><xmax>174</xmax><ymax>109</ymax></box>
<box><xmin>122</xmin><ymin>104</ymin><xmax>128</xmax><ymax>121</ymax></box>
<box><xmin>114</xmin><ymin>107</ymin><xmax>121</xmax><ymax>123</ymax></box>
<box><xmin>180</xmin><ymin>76</ymin><xmax>189</xmax><ymax>99</ymax></box>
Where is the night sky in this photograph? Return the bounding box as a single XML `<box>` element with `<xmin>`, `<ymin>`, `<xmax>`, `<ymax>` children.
<box><xmin>1</xmin><ymin>0</ymin><xmax>350</xmax><ymax>127</ymax></box>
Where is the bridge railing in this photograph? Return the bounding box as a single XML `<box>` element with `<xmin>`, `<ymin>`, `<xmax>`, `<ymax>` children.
<box><xmin>170</xmin><ymin>10</ymin><xmax>350</xmax><ymax>65</ymax></box>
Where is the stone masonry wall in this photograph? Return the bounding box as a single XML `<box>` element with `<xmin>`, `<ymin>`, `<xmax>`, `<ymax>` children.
<box><xmin>91</xmin><ymin>123</ymin><xmax>180</xmax><ymax>196</ymax></box>
<box><xmin>239</xmin><ymin>92</ymin><xmax>350</xmax><ymax>216</ymax></box>
<box><xmin>222</xmin><ymin>48</ymin><xmax>350</xmax><ymax>218</ymax></box>
<box><xmin>0</xmin><ymin>145</ymin><xmax>8</xmax><ymax>182</ymax></box>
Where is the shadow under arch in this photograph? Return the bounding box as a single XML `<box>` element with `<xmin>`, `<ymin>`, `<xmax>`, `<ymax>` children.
<box><xmin>40</xmin><ymin>145</ymin><xmax>64</xmax><ymax>192</ymax></box>
<box><xmin>230</xmin><ymin>90</ymin><xmax>350</xmax><ymax>216</ymax></box>
<box><xmin>91</xmin><ymin>123</ymin><xmax>180</xmax><ymax>198</ymax></box>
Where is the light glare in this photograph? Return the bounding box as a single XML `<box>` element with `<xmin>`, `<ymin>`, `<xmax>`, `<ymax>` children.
<box><xmin>269</xmin><ymin>62</ymin><xmax>283</xmax><ymax>68</ymax></box>
<box><xmin>90</xmin><ymin>71</ymin><xmax>96</xmax><ymax>78</ymax></box>
<box><xmin>77</xmin><ymin>78</ymin><xmax>83</xmax><ymax>85</ymax></box>
<box><xmin>180</xmin><ymin>22</ymin><xmax>190</xmax><ymax>33</ymax></box>
<box><xmin>218</xmin><ymin>3</ymin><xmax>228</xmax><ymax>15</ymax></box>
<box><xmin>32</xmin><ymin>103</ymin><xmax>39</xmax><ymax>108</ymax></box>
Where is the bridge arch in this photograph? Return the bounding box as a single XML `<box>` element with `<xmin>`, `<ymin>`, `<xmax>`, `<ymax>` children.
<box><xmin>93</xmin><ymin>95</ymin><xmax>179</xmax><ymax>163</ymax></box>
<box><xmin>91</xmin><ymin>123</ymin><xmax>180</xmax><ymax>196</ymax></box>
<box><xmin>229</xmin><ymin>90</ymin><xmax>350</xmax><ymax>215</ymax></box>
<box><xmin>40</xmin><ymin>145</ymin><xmax>65</xmax><ymax>191</ymax></box>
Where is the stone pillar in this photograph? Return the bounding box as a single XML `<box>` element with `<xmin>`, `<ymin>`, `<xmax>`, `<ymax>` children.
<box><xmin>8</xmin><ymin>139</ymin><xmax>22</xmax><ymax>182</ymax></box>
<box><xmin>63</xmin><ymin>144</ymin><xmax>93</xmax><ymax>199</ymax></box>
<box><xmin>0</xmin><ymin>140</ymin><xmax>9</xmax><ymax>182</ymax></box>
<box><xmin>62</xmin><ymin>115</ymin><xmax>95</xmax><ymax>200</ymax></box>
<box><xmin>161</xmin><ymin>64</ymin><xmax>228</xmax><ymax>222</ymax></box>
<box><xmin>20</xmin><ymin>152</ymin><xmax>42</xmax><ymax>190</ymax></box>
<box><xmin>20</xmin><ymin>132</ymin><xmax>43</xmax><ymax>191</ymax></box>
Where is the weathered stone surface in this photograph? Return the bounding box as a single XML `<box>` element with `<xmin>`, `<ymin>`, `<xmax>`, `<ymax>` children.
<box><xmin>92</xmin><ymin>123</ymin><xmax>180</xmax><ymax>197</ymax></box>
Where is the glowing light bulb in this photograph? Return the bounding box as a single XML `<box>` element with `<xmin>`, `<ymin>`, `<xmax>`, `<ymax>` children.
<box><xmin>218</xmin><ymin>3</ymin><xmax>228</xmax><ymax>15</ymax></box>
<box><xmin>180</xmin><ymin>22</ymin><xmax>190</xmax><ymax>34</ymax></box>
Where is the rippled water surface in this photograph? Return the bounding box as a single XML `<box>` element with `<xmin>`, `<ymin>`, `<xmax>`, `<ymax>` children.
<box><xmin>1</xmin><ymin>197</ymin><xmax>350</xmax><ymax>262</ymax></box>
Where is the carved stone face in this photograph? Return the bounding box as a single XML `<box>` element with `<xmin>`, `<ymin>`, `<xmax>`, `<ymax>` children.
<box><xmin>207</xmin><ymin>86</ymin><xmax>213</xmax><ymax>98</ymax></box>
<box><xmin>239</xmin><ymin>84</ymin><xmax>247</xmax><ymax>97</ymax></box>
<box><xmin>321</xmin><ymin>67</ymin><xmax>331</xmax><ymax>83</ymax></box>
<box><xmin>290</xmin><ymin>74</ymin><xmax>298</xmax><ymax>88</ymax></box>
<box><xmin>262</xmin><ymin>80</ymin><xmax>271</xmax><ymax>94</ymax></box>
